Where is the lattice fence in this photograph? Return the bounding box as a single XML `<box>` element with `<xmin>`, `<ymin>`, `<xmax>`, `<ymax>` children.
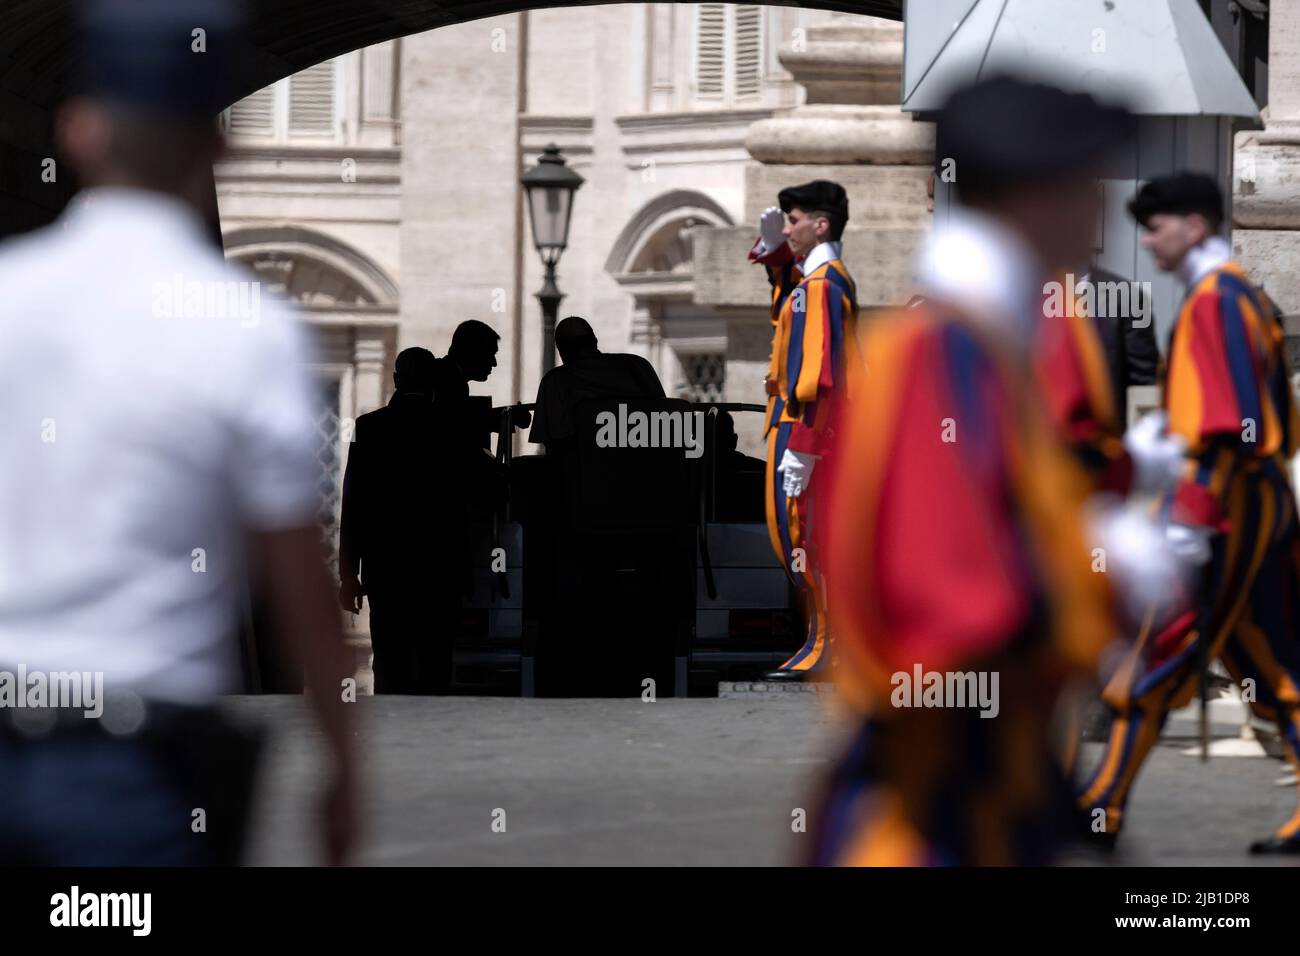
<box><xmin>313</xmin><ymin>398</ymin><xmax>344</xmax><ymax>578</ymax></box>
<box><xmin>678</xmin><ymin>351</ymin><xmax>726</xmax><ymax>404</ymax></box>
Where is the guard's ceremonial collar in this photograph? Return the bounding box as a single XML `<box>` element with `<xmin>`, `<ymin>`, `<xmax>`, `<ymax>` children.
<box><xmin>799</xmin><ymin>241</ymin><xmax>842</xmax><ymax>277</ymax></box>
<box><xmin>1176</xmin><ymin>235</ymin><xmax>1231</xmax><ymax>289</ymax></box>
<box><xmin>914</xmin><ymin>206</ymin><xmax>1043</xmax><ymax>350</ymax></box>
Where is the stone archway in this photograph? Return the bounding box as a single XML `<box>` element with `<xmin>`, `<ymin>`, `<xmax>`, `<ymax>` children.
<box><xmin>224</xmin><ymin>226</ymin><xmax>400</xmax><ymax>581</ymax></box>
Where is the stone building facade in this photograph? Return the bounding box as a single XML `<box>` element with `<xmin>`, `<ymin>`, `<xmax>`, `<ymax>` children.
<box><xmin>213</xmin><ymin>2</ymin><xmax>1300</xmax><ymax>587</ymax></box>
<box><xmin>215</xmin><ymin>3</ymin><xmax>888</xmax><ymax>471</ymax></box>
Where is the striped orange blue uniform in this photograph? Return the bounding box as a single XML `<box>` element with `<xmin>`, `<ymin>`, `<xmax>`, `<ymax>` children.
<box><xmin>1034</xmin><ymin>279</ymin><xmax>1137</xmax><ymax>780</ymax></box>
<box><xmin>1035</xmin><ymin>278</ymin><xmax>1133</xmax><ymax>493</ymax></box>
<box><xmin>751</xmin><ymin>241</ymin><xmax>859</xmax><ymax>675</ymax></box>
<box><xmin>811</xmin><ymin>302</ymin><xmax>1116</xmax><ymax>865</ymax></box>
<box><xmin>1078</xmin><ymin>261</ymin><xmax>1300</xmax><ymax>846</ymax></box>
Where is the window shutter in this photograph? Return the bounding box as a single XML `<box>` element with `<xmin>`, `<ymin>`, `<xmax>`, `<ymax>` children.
<box><xmin>733</xmin><ymin>6</ymin><xmax>763</xmax><ymax>99</ymax></box>
<box><xmin>227</xmin><ymin>85</ymin><xmax>275</xmax><ymax>139</ymax></box>
<box><xmin>696</xmin><ymin>4</ymin><xmax>726</xmax><ymax>97</ymax></box>
<box><xmin>289</xmin><ymin>59</ymin><xmax>337</xmax><ymax>139</ymax></box>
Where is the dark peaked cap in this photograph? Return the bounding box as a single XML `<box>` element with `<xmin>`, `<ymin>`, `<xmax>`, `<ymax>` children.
<box><xmin>1128</xmin><ymin>172</ymin><xmax>1224</xmax><ymax>228</ymax></box>
<box><xmin>936</xmin><ymin>76</ymin><xmax>1134</xmax><ymax>195</ymax></box>
<box><xmin>75</xmin><ymin>0</ymin><xmax>246</xmax><ymax>121</ymax></box>
<box><xmin>778</xmin><ymin>180</ymin><xmax>849</xmax><ymax>223</ymax></box>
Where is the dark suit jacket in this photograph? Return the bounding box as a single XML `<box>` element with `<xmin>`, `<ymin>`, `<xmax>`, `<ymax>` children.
<box><xmin>338</xmin><ymin>392</ymin><xmax>470</xmax><ymax>594</ymax></box>
<box><xmin>1088</xmin><ymin>266</ymin><xmax>1160</xmax><ymax>423</ymax></box>
<box><xmin>528</xmin><ymin>350</ymin><xmax>666</xmax><ymax>446</ymax></box>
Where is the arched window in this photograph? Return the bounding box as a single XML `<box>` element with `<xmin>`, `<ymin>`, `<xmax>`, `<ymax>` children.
<box><xmin>224</xmin><ymin>227</ymin><xmax>399</xmax><ymax>572</ymax></box>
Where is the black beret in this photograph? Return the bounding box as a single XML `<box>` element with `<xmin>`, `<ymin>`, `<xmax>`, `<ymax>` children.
<box><xmin>75</xmin><ymin>0</ymin><xmax>246</xmax><ymax>121</ymax></box>
<box><xmin>935</xmin><ymin>75</ymin><xmax>1134</xmax><ymax>198</ymax></box>
<box><xmin>1127</xmin><ymin>173</ymin><xmax>1224</xmax><ymax>228</ymax></box>
<box><xmin>778</xmin><ymin>180</ymin><xmax>849</xmax><ymax>223</ymax></box>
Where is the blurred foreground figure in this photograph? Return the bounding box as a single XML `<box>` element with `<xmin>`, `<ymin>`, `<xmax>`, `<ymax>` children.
<box><xmin>1078</xmin><ymin>173</ymin><xmax>1300</xmax><ymax>855</ymax></box>
<box><xmin>812</xmin><ymin>77</ymin><xmax>1137</xmax><ymax>865</ymax></box>
<box><xmin>0</xmin><ymin>0</ymin><xmax>356</xmax><ymax>864</ymax></box>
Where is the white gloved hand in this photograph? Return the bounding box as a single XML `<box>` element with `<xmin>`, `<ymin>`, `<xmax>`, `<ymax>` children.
<box><xmin>1087</xmin><ymin>496</ymin><xmax>1191</xmax><ymax>628</ymax></box>
<box><xmin>1165</xmin><ymin>522</ymin><xmax>1214</xmax><ymax>568</ymax></box>
<box><xmin>777</xmin><ymin>448</ymin><xmax>818</xmax><ymax>498</ymax></box>
<box><xmin>1123</xmin><ymin>410</ymin><xmax>1187</xmax><ymax>495</ymax></box>
<box><xmin>757</xmin><ymin>206</ymin><xmax>786</xmax><ymax>257</ymax></box>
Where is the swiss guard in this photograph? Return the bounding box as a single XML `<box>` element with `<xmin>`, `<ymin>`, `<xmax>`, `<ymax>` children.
<box><xmin>1077</xmin><ymin>172</ymin><xmax>1300</xmax><ymax>855</ymax></box>
<box><xmin>1034</xmin><ymin>269</ymin><xmax>1188</xmax><ymax>778</ymax></box>
<box><xmin>748</xmin><ymin>179</ymin><xmax>859</xmax><ymax>682</ymax></box>
<box><xmin>809</xmin><ymin>76</ymin><xmax>1177</xmax><ymax>865</ymax></box>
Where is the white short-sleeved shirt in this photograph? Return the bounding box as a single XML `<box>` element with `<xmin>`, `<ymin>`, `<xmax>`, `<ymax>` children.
<box><xmin>0</xmin><ymin>187</ymin><xmax>321</xmax><ymax>704</ymax></box>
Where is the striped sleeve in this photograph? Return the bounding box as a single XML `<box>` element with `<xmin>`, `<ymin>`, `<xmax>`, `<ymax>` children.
<box><xmin>1165</xmin><ymin>279</ymin><xmax>1271</xmax><ymax>528</ymax></box>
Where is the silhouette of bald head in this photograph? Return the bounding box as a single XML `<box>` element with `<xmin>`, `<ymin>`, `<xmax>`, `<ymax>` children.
<box><xmin>554</xmin><ymin>316</ymin><xmax>598</xmax><ymax>364</ymax></box>
<box><xmin>394</xmin><ymin>346</ymin><xmax>436</xmax><ymax>397</ymax></box>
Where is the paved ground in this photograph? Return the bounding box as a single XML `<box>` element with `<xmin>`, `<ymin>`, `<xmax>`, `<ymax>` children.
<box><xmin>230</xmin><ymin>693</ymin><xmax>1300</xmax><ymax>866</ymax></box>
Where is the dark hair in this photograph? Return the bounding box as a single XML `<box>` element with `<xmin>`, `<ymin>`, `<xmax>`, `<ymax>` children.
<box><xmin>788</xmin><ymin>206</ymin><xmax>845</xmax><ymax>242</ymax></box>
<box><xmin>1127</xmin><ymin>172</ymin><xmax>1224</xmax><ymax>232</ymax></box>
<box><xmin>814</xmin><ymin>209</ymin><xmax>846</xmax><ymax>242</ymax></box>
<box><xmin>450</xmin><ymin>319</ymin><xmax>500</xmax><ymax>355</ymax></box>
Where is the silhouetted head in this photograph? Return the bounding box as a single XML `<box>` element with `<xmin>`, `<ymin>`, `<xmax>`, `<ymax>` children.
<box><xmin>554</xmin><ymin>316</ymin><xmax>598</xmax><ymax>365</ymax></box>
<box><xmin>1128</xmin><ymin>172</ymin><xmax>1224</xmax><ymax>273</ymax></box>
<box><xmin>393</xmin><ymin>347</ymin><xmax>437</xmax><ymax>397</ymax></box>
<box><xmin>57</xmin><ymin>0</ymin><xmax>242</xmax><ymax>207</ymax></box>
<box><xmin>714</xmin><ymin>410</ymin><xmax>739</xmax><ymax>454</ymax></box>
<box><xmin>448</xmin><ymin>320</ymin><xmax>500</xmax><ymax>383</ymax></box>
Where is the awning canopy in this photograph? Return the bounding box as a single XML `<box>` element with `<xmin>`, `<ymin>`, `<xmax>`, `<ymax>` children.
<box><xmin>902</xmin><ymin>0</ymin><xmax>1259</xmax><ymax>120</ymax></box>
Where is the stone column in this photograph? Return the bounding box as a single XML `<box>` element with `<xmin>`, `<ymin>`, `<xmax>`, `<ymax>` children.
<box><xmin>694</xmin><ymin>14</ymin><xmax>934</xmax><ymax>313</ymax></box>
<box><xmin>1234</xmin><ymin>2</ymin><xmax>1300</xmax><ymax>314</ymax></box>
<box><xmin>353</xmin><ymin>329</ymin><xmax>387</xmax><ymax>417</ymax></box>
<box><xmin>1234</xmin><ymin>4</ymin><xmax>1300</xmax><ymax>517</ymax></box>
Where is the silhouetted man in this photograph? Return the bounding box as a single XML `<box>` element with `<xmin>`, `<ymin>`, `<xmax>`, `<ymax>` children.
<box><xmin>529</xmin><ymin>316</ymin><xmax>665</xmax><ymax>451</ymax></box>
<box><xmin>711</xmin><ymin>410</ymin><xmax>766</xmax><ymax>524</ymax></box>
<box><xmin>1081</xmin><ymin>262</ymin><xmax>1160</xmax><ymax>423</ymax></box>
<box><xmin>433</xmin><ymin>319</ymin><xmax>528</xmax><ymax>455</ymax></box>
<box><xmin>339</xmin><ymin>347</ymin><xmax>466</xmax><ymax>694</ymax></box>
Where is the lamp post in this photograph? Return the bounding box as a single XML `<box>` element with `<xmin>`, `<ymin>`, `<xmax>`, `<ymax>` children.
<box><xmin>520</xmin><ymin>143</ymin><xmax>583</xmax><ymax>376</ymax></box>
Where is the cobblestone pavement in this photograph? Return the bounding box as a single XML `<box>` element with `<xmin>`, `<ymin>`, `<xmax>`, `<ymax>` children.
<box><xmin>230</xmin><ymin>693</ymin><xmax>1300</xmax><ymax>866</ymax></box>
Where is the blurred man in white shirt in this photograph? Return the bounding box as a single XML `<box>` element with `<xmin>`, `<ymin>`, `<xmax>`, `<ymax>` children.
<box><xmin>0</xmin><ymin>0</ymin><xmax>356</xmax><ymax>865</ymax></box>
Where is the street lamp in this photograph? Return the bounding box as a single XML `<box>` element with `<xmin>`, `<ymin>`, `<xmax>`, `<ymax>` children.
<box><xmin>520</xmin><ymin>143</ymin><xmax>584</xmax><ymax>376</ymax></box>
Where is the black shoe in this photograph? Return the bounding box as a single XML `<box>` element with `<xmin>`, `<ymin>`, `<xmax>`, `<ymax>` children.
<box><xmin>1249</xmin><ymin>835</ymin><xmax>1300</xmax><ymax>855</ymax></box>
<box><xmin>762</xmin><ymin>669</ymin><xmax>802</xmax><ymax>682</ymax></box>
<box><xmin>762</xmin><ymin>668</ymin><xmax>829</xmax><ymax>683</ymax></box>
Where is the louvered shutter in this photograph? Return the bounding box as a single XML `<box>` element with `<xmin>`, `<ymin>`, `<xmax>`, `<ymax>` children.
<box><xmin>289</xmin><ymin>60</ymin><xmax>338</xmax><ymax>140</ymax></box>
<box><xmin>696</xmin><ymin>4</ymin><xmax>726</xmax><ymax>97</ymax></box>
<box><xmin>733</xmin><ymin>6</ymin><xmax>762</xmax><ymax>99</ymax></box>
<box><xmin>227</xmin><ymin>85</ymin><xmax>275</xmax><ymax>139</ymax></box>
